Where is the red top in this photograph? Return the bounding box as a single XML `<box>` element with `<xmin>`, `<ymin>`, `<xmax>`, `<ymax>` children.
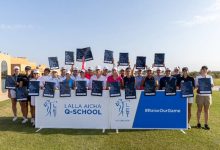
<box><xmin>85</xmin><ymin>73</ymin><xmax>92</xmax><ymax>79</ymax></box>
<box><xmin>107</xmin><ymin>75</ymin><xmax>123</xmax><ymax>85</ymax></box>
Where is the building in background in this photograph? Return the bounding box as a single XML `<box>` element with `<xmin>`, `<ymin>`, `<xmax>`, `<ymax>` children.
<box><xmin>0</xmin><ymin>52</ymin><xmax>47</xmax><ymax>100</ymax></box>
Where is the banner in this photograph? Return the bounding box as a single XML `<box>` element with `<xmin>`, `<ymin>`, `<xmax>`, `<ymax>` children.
<box><xmin>36</xmin><ymin>90</ymin><xmax>187</xmax><ymax>130</ymax></box>
<box><xmin>36</xmin><ymin>90</ymin><xmax>109</xmax><ymax>129</ymax></box>
<box><xmin>110</xmin><ymin>91</ymin><xmax>187</xmax><ymax>129</ymax></box>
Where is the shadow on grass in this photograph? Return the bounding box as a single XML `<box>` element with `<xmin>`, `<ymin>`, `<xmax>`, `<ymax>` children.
<box><xmin>0</xmin><ymin>117</ymin><xmax>159</xmax><ymax>135</ymax></box>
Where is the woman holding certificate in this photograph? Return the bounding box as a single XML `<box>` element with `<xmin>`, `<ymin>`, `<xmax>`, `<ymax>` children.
<box><xmin>177</xmin><ymin>67</ymin><xmax>195</xmax><ymax>129</ymax></box>
<box><xmin>8</xmin><ymin>66</ymin><xmax>21</xmax><ymax>122</ymax></box>
<box><xmin>195</xmin><ymin>66</ymin><xmax>214</xmax><ymax>130</ymax></box>
<box><xmin>106</xmin><ymin>67</ymin><xmax>123</xmax><ymax>89</ymax></box>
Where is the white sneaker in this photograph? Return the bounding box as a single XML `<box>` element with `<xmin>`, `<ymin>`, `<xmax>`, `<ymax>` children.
<box><xmin>12</xmin><ymin>116</ymin><xmax>18</xmax><ymax>122</ymax></box>
<box><xmin>31</xmin><ymin>118</ymin><xmax>34</xmax><ymax>123</ymax></box>
<box><xmin>22</xmin><ymin>118</ymin><xmax>28</xmax><ymax>124</ymax></box>
<box><xmin>188</xmin><ymin>124</ymin><xmax>191</xmax><ymax>129</ymax></box>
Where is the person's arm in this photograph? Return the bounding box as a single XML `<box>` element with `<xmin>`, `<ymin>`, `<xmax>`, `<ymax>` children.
<box><xmin>141</xmin><ymin>77</ymin><xmax>146</xmax><ymax>88</ymax></box>
<box><xmin>131</xmin><ymin>64</ymin><xmax>135</xmax><ymax>76</ymax></box>
<box><xmin>211</xmin><ymin>76</ymin><xmax>214</xmax><ymax>88</ymax></box>
<box><xmin>120</xmin><ymin>79</ymin><xmax>124</xmax><ymax>89</ymax></box>
<box><xmin>70</xmin><ymin>64</ymin><xmax>74</xmax><ymax>73</ymax></box>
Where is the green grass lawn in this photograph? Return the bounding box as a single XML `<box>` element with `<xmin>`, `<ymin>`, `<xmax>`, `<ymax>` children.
<box><xmin>214</xmin><ymin>78</ymin><xmax>220</xmax><ymax>86</ymax></box>
<box><xmin>0</xmin><ymin>92</ymin><xmax>220</xmax><ymax>150</ymax></box>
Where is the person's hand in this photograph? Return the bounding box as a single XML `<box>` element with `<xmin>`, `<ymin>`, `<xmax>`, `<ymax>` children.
<box><xmin>152</xmin><ymin>64</ymin><xmax>155</xmax><ymax>68</ymax></box>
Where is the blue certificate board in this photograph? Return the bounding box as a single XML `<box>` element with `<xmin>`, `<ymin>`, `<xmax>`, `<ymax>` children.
<box><xmin>60</xmin><ymin>82</ymin><xmax>71</xmax><ymax>97</ymax></box>
<box><xmin>144</xmin><ymin>80</ymin><xmax>156</xmax><ymax>96</ymax></box>
<box><xmin>165</xmin><ymin>78</ymin><xmax>177</xmax><ymax>96</ymax></box>
<box><xmin>28</xmin><ymin>81</ymin><xmax>40</xmax><ymax>96</ymax></box>
<box><xmin>65</xmin><ymin>51</ymin><xmax>74</xmax><ymax>65</ymax></box>
<box><xmin>16</xmin><ymin>87</ymin><xmax>27</xmax><ymax>101</ymax></box>
<box><xmin>43</xmin><ymin>82</ymin><xmax>55</xmax><ymax>98</ymax></box>
<box><xmin>76</xmin><ymin>47</ymin><xmax>93</xmax><ymax>61</ymax></box>
<box><xmin>91</xmin><ymin>80</ymin><xmax>103</xmax><ymax>96</ymax></box>
<box><xmin>119</xmin><ymin>53</ymin><xmax>129</xmax><ymax>66</ymax></box>
<box><xmin>76</xmin><ymin>81</ymin><xmax>87</xmax><ymax>96</ymax></box>
<box><xmin>5</xmin><ymin>75</ymin><xmax>16</xmax><ymax>89</ymax></box>
<box><xmin>154</xmin><ymin>53</ymin><xmax>165</xmax><ymax>67</ymax></box>
<box><xmin>181</xmin><ymin>81</ymin><xmax>194</xmax><ymax>97</ymax></box>
<box><xmin>48</xmin><ymin>57</ymin><xmax>59</xmax><ymax>69</ymax></box>
<box><xmin>109</xmin><ymin>82</ymin><xmax>121</xmax><ymax>97</ymax></box>
<box><xmin>136</xmin><ymin>56</ymin><xmax>146</xmax><ymax>69</ymax></box>
<box><xmin>104</xmin><ymin>50</ymin><xmax>113</xmax><ymax>64</ymax></box>
<box><xmin>125</xmin><ymin>84</ymin><xmax>136</xmax><ymax>99</ymax></box>
<box><xmin>198</xmin><ymin>78</ymin><xmax>212</xmax><ymax>94</ymax></box>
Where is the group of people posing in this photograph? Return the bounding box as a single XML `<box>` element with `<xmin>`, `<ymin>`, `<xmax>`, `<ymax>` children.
<box><xmin>8</xmin><ymin>64</ymin><xmax>214</xmax><ymax>130</ymax></box>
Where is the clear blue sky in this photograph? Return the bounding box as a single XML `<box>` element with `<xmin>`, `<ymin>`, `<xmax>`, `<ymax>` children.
<box><xmin>0</xmin><ymin>0</ymin><xmax>220</xmax><ymax>71</ymax></box>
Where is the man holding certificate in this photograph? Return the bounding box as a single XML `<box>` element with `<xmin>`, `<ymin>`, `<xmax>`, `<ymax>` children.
<box><xmin>177</xmin><ymin>67</ymin><xmax>195</xmax><ymax>129</ymax></box>
<box><xmin>195</xmin><ymin>66</ymin><xmax>214</xmax><ymax>130</ymax></box>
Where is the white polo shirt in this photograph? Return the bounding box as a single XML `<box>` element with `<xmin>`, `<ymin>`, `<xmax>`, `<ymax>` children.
<box><xmin>75</xmin><ymin>77</ymin><xmax>90</xmax><ymax>87</ymax></box>
<box><xmin>195</xmin><ymin>75</ymin><xmax>214</xmax><ymax>96</ymax></box>
<box><xmin>38</xmin><ymin>75</ymin><xmax>52</xmax><ymax>88</ymax></box>
<box><xmin>89</xmin><ymin>75</ymin><xmax>107</xmax><ymax>89</ymax></box>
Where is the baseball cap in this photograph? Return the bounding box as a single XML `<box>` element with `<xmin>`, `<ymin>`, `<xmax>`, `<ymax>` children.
<box><xmin>146</xmin><ymin>67</ymin><xmax>153</xmax><ymax>71</ymax></box>
<box><xmin>156</xmin><ymin>67</ymin><xmax>161</xmax><ymax>71</ymax></box>
<box><xmin>174</xmin><ymin>67</ymin><xmax>180</xmax><ymax>70</ymax></box>
<box><xmin>33</xmin><ymin>69</ymin><xmax>40</xmax><ymax>74</ymax></box>
<box><xmin>112</xmin><ymin>67</ymin><xmax>118</xmax><ymax>71</ymax></box>
<box><xmin>25</xmin><ymin>66</ymin><xmax>31</xmax><ymax>71</ymax></box>
<box><xmin>61</xmin><ymin>67</ymin><xmax>66</xmax><ymax>71</ymax></box>
<box><xmin>14</xmin><ymin>66</ymin><xmax>20</xmax><ymax>70</ymax></box>
<box><xmin>80</xmin><ymin>69</ymin><xmax>86</xmax><ymax>73</ymax></box>
<box><xmin>165</xmin><ymin>68</ymin><xmax>171</xmax><ymax>71</ymax></box>
<box><xmin>182</xmin><ymin>67</ymin><xmax>188</xmax><ymax>71</ymax></box>
<box><xmin>88</xmin><ymin>67</ymin><xmax>93</xmax><ymax>71</ymax></box>
<box><xmin>95</xmin><ymin>65</ymin><xmax>102</xmax><ymax>70</ymax></box>
<box><xmin>73</xmin><ymin>67</ymin><xmax>78</xmax><ymax>71</ymax></box>
<box><xmin>52</xmin><ymin>69</ymin><xmax>58</xmax><ymax>73</ymax></box>
<box><xmin>66</xmin><ymin>70</ymin><xmax>71</xmax><ymax>74</ymax></box>
<box><xmin>103</xmin><ymin>66</ymin><xmax>109</xmax><ymax>70</ymax></box>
